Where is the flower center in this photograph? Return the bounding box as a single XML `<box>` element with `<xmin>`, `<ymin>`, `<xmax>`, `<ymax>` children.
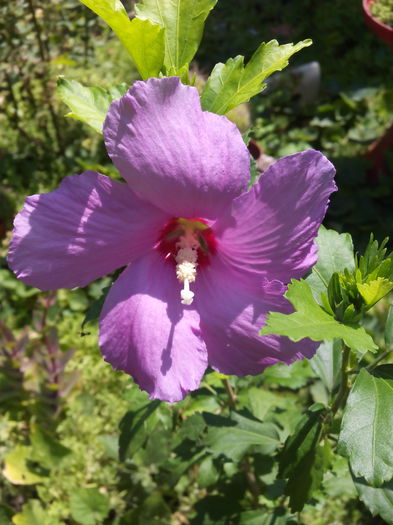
<box><xmin>156</xmin><ymin>218</ymin><xmax>216</xmax><ymax>306</ymax></box>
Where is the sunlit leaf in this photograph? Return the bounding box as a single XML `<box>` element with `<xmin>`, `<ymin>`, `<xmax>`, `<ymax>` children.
<box><xmin>70</xmin><ymin>488</ymin><xmax>110</xmax><ymax>525</ymax></box>
<box><xmin>12</xmin><ymin>500</ymin><xmax>48</xmax><ymax>525</ymax></box>
<box><xmin>79</xmin><ymin>0</ymin><xmax>164</xmax><ymax>79</ymax></box>
<box><xmin>57</xmin><ymin>77</ymin><xmax>127</xmax><ymax>133</ymax></box>
<box><xmin>357</xmin><ymin>277</ymin><xmax>393</xmax><ymax>308</ymax></box>
<box><xmin>135</xmin><ymin>0</ymin><xmax>217</xmax><ymax>73</ymax></box>
<box><xmin>261</xmin><ymin>360</ymin><xmax>314</xmax><ymax>389</ymax></box>
<box><xmin>3</xmin><ymin>446</ymin><xmax>47</xmax><ymax>485</ymax></box>
<box><xmin>338</xmin><ymin>366</ymin><xmax>393</xmax><ymax>486</ymax></box>
<box><xmin>306</xmin><ymin>226</ymin><xmax>355</xmax><ymax>296</ymax></box>
<box><xmin>353</xmin><ymin>475</ymin><xmax>393</xmax><ymax>524</ymax></box>
<box><xmin>201</xmin><ymin>39</ymin><xmax>312</xmax><ymax>115</ymax></box>
<box><xmin>204</xmin><ymin>411</ymin><xmax>280</xmax><ymax>461</ymax></box>
<box><xmin>261</xmin><ymin>279</ymin><xmax>377</xmax><ymax>352</ymax></box>
<box><xmin>309</xmin><ymin>340</ymin><xmax>342</xmax><ymax>393</ymax></box>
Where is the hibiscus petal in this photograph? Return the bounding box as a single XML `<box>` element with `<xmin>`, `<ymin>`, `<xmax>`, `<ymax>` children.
<box><xmin>215</xmin><ymin>149</ymin><xmax>337</xmax><ymax>283</ymax></box>
<box><xmin>99</xmin><ymin>251</ymin><xmax>208</xmax><ymax>402</ymax></box>
<box><xmin>8</xmin><ymin>171</ymin><xmax>169</xmax><ymax>290</ymax></box>
<box><xmin>196</xmin><ymin>257</ymin><xmax>317</xmax><ymax>375</ymax></box>
<box><xmin>104</xmin><ymin>77</ymin><xmax>250</xmax><ymax>219</ymax></box>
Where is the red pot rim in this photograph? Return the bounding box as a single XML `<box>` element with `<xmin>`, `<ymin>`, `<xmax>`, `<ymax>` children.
<box><xmin>362</xmin><ymin>0</ymin><xmax>393</xmax><ymax>46</ymax></box>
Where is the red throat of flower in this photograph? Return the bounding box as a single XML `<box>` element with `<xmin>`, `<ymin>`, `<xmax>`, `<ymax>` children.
<box><xmin>155</xmin><ymin>218</ymin><xmax>217</xmax><ymax>306</ymax></box>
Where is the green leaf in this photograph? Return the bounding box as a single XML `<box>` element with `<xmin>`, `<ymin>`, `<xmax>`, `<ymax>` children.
<box><xmin>119</xmin><ymin>400</ymin><xmax>161</xmax><ymax>461</ymax></box>
<box><xmin>353</xmin><ymin>475</ymin><xmax>393</xmax><ymax>525</ymax></box>
<box><xmin>261</xmin><ymin>359</ymin><xmax>314</xmax><ymax>389</ymax></box>
<box><xmin>204</xmin><ymin>411</ymin><xmax>280</xmax><ymax>461</ymax></box>
<box><xmin>0</xmin><ymin>503</ymin><xmax>13</xmax><ymax>525</ymax></box>
<box><xmin>309</xmin><ymin>340</ymin><xmax>342</xmax><ymax>393</ymax></box>
<box><xmin>79</xmin><ymin>0</ymin><xmax>164</xmax><ymax>79</ymax></box>
<box><xmin>279</xmin><ymin>404</ymin><xmax>328</xmax><ymax>512</ymax></box>
<box><xmin>178</xmin><ymin>413</ymin><xmax>206</xmax><ymax>441</ymax></box>
<box><xmin>279</xmin><ymin>403</ymin><xmax>325</xmax><ymax>479</ymax></box>
<box><xmin>57</xmin><ymin>77</ymin><xmax>127</xmax><ymax>133</ymax></box>
<box><xmin>262</xmin><ymin>359</ymin><xmax>314</xmax><ymax>390</ymax></box>
<box><xmin>12</xmin><ymin>500</ymin><xmax>48</xmax><ymax>525</ymax></box>
<box><xmin>357</xmin><ymin>277</ymin><xmax>393</xmax><ymax>308</ymax></box>
<box><xmin>121</xmin><ymin>491</ymin><xmax>171</xmax><ymax>524</ymax></box>
<box><xmin>30</xmin><ymin>426</ymin><xmax>71</xmax><ymax>469</ymax></box>
<box><xmin>197</xmin><ymin>455</ymin><xmax>219</xmax><ymax>488</ymax></box>
<box><xmin>69</xmin><ymin>488</ymin><xmax>110</xmax><ymax>525</ymax></box>
<box><xmin>200</xmin><ymin>39</ymin><xmax>312</xmax><ymax>115</ymax></box>
<box><xmin>385</xmin><ymin>304</ymin><xmax>393</xmax><ymax>347</ymax></box>
<box><xmin>338</xmin><ymin>365</ymin><xmax>393</xmax><ymax>486</ymax></box>
<box><xmin>81</xmin><ymin>285</ymin><xmax>111</xmax><ymax>333</ymax></box>
<box><xmin>261</xmin><ymin>279</ymin><xmax>377</xmax><ymax>352</ymax></box>
<box><xmin>306</xmin><ymin>226</ymin><xmax>355</xmax><ymax>295</ymax></box>
<box><xmin>3</xmin><ymin>446</ymin><xmax>47</xmax><ymax>485</ymax></box>
<box><xmin>135</xmin><ymin>0</ymin><xmax>217</xmax><ymax>72</ymax></box>
<box><xmin>286</xmin><ymin>442</ymin><xmax>329</xmax><ymax>512</ymax></box>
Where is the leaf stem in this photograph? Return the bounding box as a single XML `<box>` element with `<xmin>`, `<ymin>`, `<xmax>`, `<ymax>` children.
<box><xmin>366</xmin><ymin>347</ymin><xmax>393</xmax><ymax>371</ymax></box>
<box><xmin>331</xmin><ymin>344</ymin><xmax>351</xmax><ymax>415</ymax></box>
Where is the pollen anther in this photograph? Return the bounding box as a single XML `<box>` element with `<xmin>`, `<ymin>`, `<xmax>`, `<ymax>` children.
<box><xmin>175</xmin><ymin>246</ymin><xmax>198</xmax><ymax>305</ymax></box>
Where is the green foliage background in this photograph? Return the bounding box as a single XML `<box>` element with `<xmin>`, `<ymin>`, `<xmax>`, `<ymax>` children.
<box><xmin>1</xmin><ymin>0</ymin><xmax>393</xmax><ymax>524</ymax></box>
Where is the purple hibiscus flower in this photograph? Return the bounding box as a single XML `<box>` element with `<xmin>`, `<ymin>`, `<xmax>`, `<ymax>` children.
<box><xmin>8</xmin><ymin>77</ymin><xmax>336</xmax><ymax>402</ymax></box>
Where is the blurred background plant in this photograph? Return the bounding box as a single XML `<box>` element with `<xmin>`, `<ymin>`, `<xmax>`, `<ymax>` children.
<box><xmin>1</xmin><ymin>0</ymin><xmax>393</xmax><ymax>524</ymax></box>
<box><xmin>371</xmin><ymin>0</ymin><xmax>393</xmax><ymax>27</ymax></box>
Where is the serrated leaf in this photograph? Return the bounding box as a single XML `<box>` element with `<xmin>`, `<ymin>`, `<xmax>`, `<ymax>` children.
<box><xmin>57</xmin><ymin>78</ymin><xmax>127</xmax><ymax>133</ymax></box>
<box><xmin>353</xmin><ymin>475</ymin><xmax>393</xmax><ymax>525</ymax></box>
<box><xmin>357</xmin><ymin>277</ymin><xmax>393</xmax><ymax>308</ymax></box>
<box><xmin>306</xmin><ymin>226</ymin><xmax>355</xmax><ymax>296</ymax></box>
<box><xmin>309</xmin><ymin>340</ymin><xmax>342</xmax><ymax>393</ymax></box>
<box><xmin>204</xmin><ymin>411</ymin><xmax>280</xmax><ymax>461</ymax></box>
<box><xmin>135</xmin><ymin>0</ymin><xmax>217</xmax><ymax>72</ymax></box>
<box><xmin>261</xmin><ymin>279</ymin><xmax>377</xmax><ymax>352</ymax></box>
<box><xmin>338</xmin><ymin>366</ymin><xmax>393</xmax><ymax>486</ymax></box>
<box><xmin>70</xmin><ymin>488</ymin><xmax>110</xmax><ymax>525</ymax></box>
<box><xmin>279</xmin><ymin>404</ymin><xmax>328</xmax><ymax>512</ymax></box>
<box><xmin>79</xmin><ymin>0</ymin><xmax>164</xmax><ymax>79</ymax></box>
<box><xmin>201</xmin><ymin>39</ymin><xmax>311</xmax><ymax>115</ymax></box>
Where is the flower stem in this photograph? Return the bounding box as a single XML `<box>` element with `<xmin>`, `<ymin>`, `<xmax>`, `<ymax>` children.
<box><xmin>222</xmin><ymin>378</ymin><xmax>236</xmax><ymax>409</ymax></box>
<box><xmin>331</xmin><ymin>344</ymin><xmax>351</xmax><ymax>415</ymax></box>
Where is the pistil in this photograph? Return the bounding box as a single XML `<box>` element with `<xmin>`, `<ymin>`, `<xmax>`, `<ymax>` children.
<box><xmin>175</xmin><ymin>246</ymin><xmax>198</xmax><ymax>305</ymax></box>
<box><xmin>156</xmin><ymin>217</ymin><xmax>216</xmax><ymax>307</ymax></box>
